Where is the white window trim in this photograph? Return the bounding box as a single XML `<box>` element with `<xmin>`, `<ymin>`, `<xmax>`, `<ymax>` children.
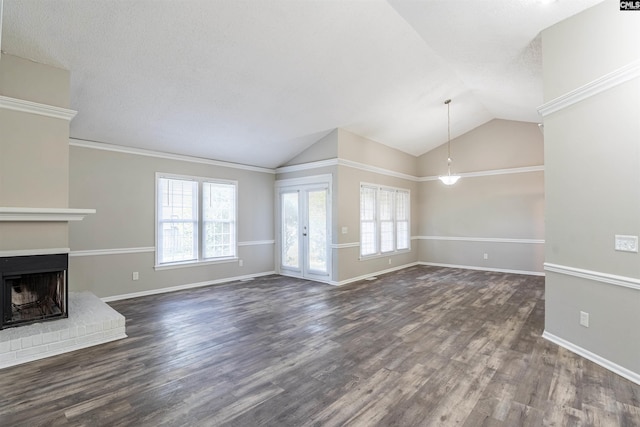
<box><xmin>359</xmin><ymin>182</ymin><xmax>411</xmax><ymax>260</ymax></box>
<box><xmin>155</xmin><ymin>172</ymin><xmax>238</xmax><ymax>269</ymax></box>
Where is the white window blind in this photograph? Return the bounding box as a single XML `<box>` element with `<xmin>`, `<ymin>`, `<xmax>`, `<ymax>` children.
<box><xmin>360</xmin><ymin>185</ymin><xmax>377</xmax><ymax>257</ymax></box>
<box><xmin>203</xmin><ymin>182</ymin><xmax>236</xmax><ymax>259</ymax></box>
<box><xmin>157</xmin><ymin>177</ymin><xmax>198</xmax><ymax>263</ymax></box>
<box><xmin>157</xmin><ymin>174</ymin><xmax>237</xmax><ymax>266</ymax></box>
<box><xmin>360</xmin><ymin>184</ymin><xmax>410</xmax><ymax>258</ymax></box>
<box><xmin>396</xmin><ymin>190</ymin><xmax>410</xmax><ymax>250</ymax></box>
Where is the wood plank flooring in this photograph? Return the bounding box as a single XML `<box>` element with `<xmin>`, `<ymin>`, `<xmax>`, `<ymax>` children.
<box><xmin>1</xmin><ymin>266</ymin><xmax>639</xmax><ymax>426</ymax></box>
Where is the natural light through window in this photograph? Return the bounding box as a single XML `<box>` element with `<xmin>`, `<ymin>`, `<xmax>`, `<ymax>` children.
<box><xmin>157</xmin><ymin>174</ymin><xmax>237</xmax><ymax>267</ymax></box>
<box><xmin>360</xmin><ymin>184</ymin><xmax>410</xmax><ymax>258</ymax></box>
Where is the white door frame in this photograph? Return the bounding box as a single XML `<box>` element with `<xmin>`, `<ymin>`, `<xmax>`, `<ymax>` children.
<box><xmin>275</xmin><ymin>174</ymin><xmax>332</xmax><ymax>283</ymax></box>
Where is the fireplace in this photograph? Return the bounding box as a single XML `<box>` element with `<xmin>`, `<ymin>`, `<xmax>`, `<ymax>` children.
<box><xmin>0</xmin><ymin>254</ymin><xmax>68</xmax><ymax>330</ymax></box>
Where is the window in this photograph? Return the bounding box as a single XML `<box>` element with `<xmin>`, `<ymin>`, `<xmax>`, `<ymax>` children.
<box><xmin>157</xmin><ymin>174</ymin><xmax>237</xmax><ymax>266</ymax></box>
<box><xmin>360</xmin><ymin>184</ymin><xmax>410</xmax><ymax>258</ymax></box>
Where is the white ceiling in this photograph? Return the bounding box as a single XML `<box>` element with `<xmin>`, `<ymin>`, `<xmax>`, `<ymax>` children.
<box><xmin>1</xmin><ymin>0</ymin><xmax>602</xmax><ymax>169</ymax></box>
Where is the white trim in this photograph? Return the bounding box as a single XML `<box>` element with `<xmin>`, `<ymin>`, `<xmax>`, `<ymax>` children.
<box><xmin>68</xmin><ymin>243</ymin><xmax>274</xmax><ymax>257</ymax></box>
<box><xmin>542</xmin><ymin>331</ymin><xmax>640</xmax><ymax>386</ymax></box>
<box><xmin>0</xmin><ymin>248</ymin><xmax>70</xmax><ymax>257</ymax></box>
<box><xmin>101</xmin><ymin>271</ymin><xmax>276</xmax><ymax>302</ymax></box>
<box><xmin>275</xmin><ymin>173</ymin><xmax>333</xmax><ymax>188</ymax></box>
<box><xmin>331</xmin><ymin>242</ymin><xmax>360</xmax><ymax>249</ymax></box>
<box><xmin>420</xmin><ymin>261</ymin><xmax>544</xmax><ymax>277</ymax></box>
<box><xmin>0</xmin><ymin>207</ymin><xmax>95</xmax><ymax>222</ymax></box>
<box><xmin>71</xmin><ymin>137</ymin><xmax>545</xmax><ymax>182</ymax></box>
<box><xmin>154</xmin><ymin>257</ymin><xmax>238</xmax><ymax>271</ymax></box>
<box><xmin>338</xmin><ymin>159</ymin><xmax>418</xmax><ymax>182</ymax></box>
<box><xmin>275</xmin><ymin>159</ymin><xmax>339</xmax><ymax>174</ymax></box>
<box><xmin>538</xmin><ymin>59</ymin><xmax>640</xmax><ymax>117</ymax></box>
<box><xmin>329</xmin><ymin>262</ymin><xmax>421</xmax><ymax>286</ymax></box>
<box><xmin>238</xmin><ymin>240</ymin><xmax>275</xmax><ymax>246</ymax></box>
<box><xmin>277</xmin><ymin>158</ymin><xmax>418</xmax><ymax>181</ymax></box>
<box><xmin>0</xmin><ymin>95</ymin><xmax>77</xmax><ymax>121</ymax></box>
<box><xmin>419</xmin><ymin>165</ymin><xmax>544</xmax><ymax>182</ymax></box>
<box><xmin>417</xmin><ymin>236</ymin><xmax>545</xmax><ymax>244</ymax></box>
<box><xmin>70</xmin><ymin>138</ymin><xmax>274</xmax><ymax>174</ymax></box>
<box><xmin>70</xmin><ymin>247</ymin><xmax>155</xmax><ymax>257</ymax></box>
<box><xmin>544</xmin><ymin>262</ymin><xmax>640</xmax><ymax>292</ymax></box>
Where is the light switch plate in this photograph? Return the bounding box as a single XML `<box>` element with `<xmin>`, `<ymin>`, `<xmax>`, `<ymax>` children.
<box><xmin>615</xmin><ymin>235</ymin><xmax>638</xmax><ymax>253</ymax></box>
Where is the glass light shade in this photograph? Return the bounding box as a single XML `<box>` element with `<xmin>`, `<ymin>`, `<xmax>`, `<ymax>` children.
<box><xmin>438</xmin><ymin>175</ymin><xmax>461</xmax><ymax>185</ymax></box>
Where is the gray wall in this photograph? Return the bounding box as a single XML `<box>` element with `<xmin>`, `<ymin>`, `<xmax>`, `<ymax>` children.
<box><xmin>277</xmin><ymin>128</ymin><xmax>420</xmax><ymax>284</ymax></box>
<box><xmin>417</xmin><ymin>119</ymin><xmax>545</xmax><ymax>274</ymax></box>
<box><xmin>542</xmin><ymin>0</ymin><xmax>640</xmax><ymax>379</ymax></box>
<box><xmin>69</xmin><ymin>144</ymin><xmax>275</xmax><ymax>298</ymax></box>
<box><xmin>0</xmin><ymin>54</ymin><xmax>71</xmax><ymax>251</ymax></box>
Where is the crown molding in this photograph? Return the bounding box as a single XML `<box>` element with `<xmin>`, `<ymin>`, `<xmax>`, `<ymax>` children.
<box><xmin>538</xmin><ymin>59</ymin><xmax>640</xmax><ymax>117</ymax></box>
<box><xmin>69</xmin><ymin>138</ymin><xmax>275</xmax><ymax>174</ymax></box>
<box><xmin>419</xmin><ymin>165</ymin><xmax>544</xmax><ymax>182</ymax></box>
<box><xmin>338</xmin><ymin>159</ymin><xmax>419</xmax><ymax>182</ymax></box>
<box><xmin>0</xmin><ymin>207</ymin><xmax>95</xmax><ymax>222</ymax></box>
<box><xmin>275</xmin><ymin>159</ymin><xmax>339</xmax><ymax>174</ymax></box>
<box><xmin>0</xmin><ymin>95</ymin><xmax>77</xmax><ymax>121</ymax></box>
<box><xmin>71</xmin><ymin>138</ymin><xmax>544</xmax><ymax>182</ymax></box>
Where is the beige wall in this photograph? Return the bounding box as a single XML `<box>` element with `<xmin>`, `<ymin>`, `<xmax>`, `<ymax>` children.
<box><xmin>0</xmin><ymin>54</ymin><xmax>70</xmax><ymax>107</ymax></box>
<box><xmin>338</xmin><ymin>128</ymin><xmax>418</xmax><ymax>177</ymax></box>
<box><xmin>417</xmin><ymin>119</ymin><xmax>544</xmax><ymax>176</ymax></box>
<box><xmin>417</xmin><ymin>119</ymin><xmax>545</xmax><ymax>274</ymax></box>
<box><xmin>0</xmin><ymin>53</ymin><xmax>71</xmax><ymax>251</ymax></box>
<box><xmin>543</xmin><ymin>0</ymin><xmax>640</xmax><ymax>378</ymax></box>
<box><xmin>69</xmin><ymin>144</ymin><xmax>275</xmax><ymax>298</ymax></box>
<box><xmin>284</xmin><ymin>129</ymin><xmax>338</xmax><ymax>166</ymax></box>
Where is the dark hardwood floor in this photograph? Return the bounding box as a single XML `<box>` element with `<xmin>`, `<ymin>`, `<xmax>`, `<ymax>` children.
<box><xmin>1</xmin><ymin>266</ymin><xmax>639</xmax><ymax>426</ymax></box>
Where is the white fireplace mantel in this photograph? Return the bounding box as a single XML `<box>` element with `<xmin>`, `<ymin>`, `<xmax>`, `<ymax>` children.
<box><xmin>0</xmin><ymin>207</ymin><xmax>96</xmax><ymax>222</ymax></box>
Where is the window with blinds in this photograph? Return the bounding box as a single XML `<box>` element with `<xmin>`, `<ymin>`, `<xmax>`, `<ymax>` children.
<box><xmin>157</xmin><ymin>174</ymin><xmax>237</xmax><ymax>266</ymax></box>
<box><xmin>359</xmin><ymin>184</ymin><xmax>410</xmax><ymax>258</ymax></box>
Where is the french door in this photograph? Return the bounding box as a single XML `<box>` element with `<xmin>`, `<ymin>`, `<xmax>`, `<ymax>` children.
<box><xmin>279</xmin><ymin>181</ymin><xmax>331</xmax><ymax>282</ymax></box>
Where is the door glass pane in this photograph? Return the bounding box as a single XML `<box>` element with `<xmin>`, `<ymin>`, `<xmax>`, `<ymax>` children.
<box><xmin>307</xmin><ymin>189</ymin><xmax>327</xmax><ymax>273</ymax></box>
<box><xmin>281</xmin><ymin>192</ymin><xmax>299</xmax><ymax>269</ymax></box>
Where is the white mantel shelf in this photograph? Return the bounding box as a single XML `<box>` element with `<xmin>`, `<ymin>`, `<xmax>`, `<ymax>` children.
<box><xmin>0</xmin><ymin>207</ymin><xmax>96</xmax><ymax>222</ymax></box>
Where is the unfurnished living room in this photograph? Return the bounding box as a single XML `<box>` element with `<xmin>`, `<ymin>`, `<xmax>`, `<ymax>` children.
<box><xmin>0</xmin><ymin>0</ymin><xmax>639</xmax><ymax>425</ymax></box>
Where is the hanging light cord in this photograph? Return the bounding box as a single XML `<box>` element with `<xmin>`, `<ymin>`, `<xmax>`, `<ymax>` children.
<box><xmin>445</xmin><ymin>99</ymin><xmax>452</xmax><ymax>175</ymax></box>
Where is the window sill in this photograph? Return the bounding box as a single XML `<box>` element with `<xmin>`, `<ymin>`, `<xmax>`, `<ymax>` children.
<box><xmin>359</xmin><ymin>249</ymin><xmax>411</xmax><ymax>261</ymax></box>
<box><xmin>155</xmin><ymin>257</ymin><xmax>238</xmax><ymax>271</ymax></box>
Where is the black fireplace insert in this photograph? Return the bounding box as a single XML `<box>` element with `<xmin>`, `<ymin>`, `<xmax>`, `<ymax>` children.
<box><xmin>0</xmin><ymin>254</ymin><xmax>68</xmax><ymax>330</ymax></box>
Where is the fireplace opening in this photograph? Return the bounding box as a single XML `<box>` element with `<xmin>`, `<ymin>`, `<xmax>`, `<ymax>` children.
<box><xmin>1</xmin><ymin>254</ymin><xmax>68</xmax><ymax>330</ymax></box>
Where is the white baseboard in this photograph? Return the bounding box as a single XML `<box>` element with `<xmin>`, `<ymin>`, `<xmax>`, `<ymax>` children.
<box><xmin>419</xmin><ymin>262</ymin><xmax>544</xmax><ymax>277</ymax></box>
<box><xmin>329</xmin><ymin>262</ymin><xmax>421</xmax><ymax>286</ymax></box>
<box><xmin>101</xmin><ymin>271</ymin><xmax>276</xmax><ymax>302</ymax></box>
<box><xmin>542</xmin><ymin>331</ymin><xmax>640</xmax><ymax>386</ymax></box>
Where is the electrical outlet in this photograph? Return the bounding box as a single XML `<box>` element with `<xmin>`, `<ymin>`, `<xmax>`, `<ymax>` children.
<box><xmin>341</xmin><ymin>226</ymin><xmax>348</xmax><ymax>234</ymax></box>
<box><xmin>388</xmin><ymin>258</ymin><xmax>392</xmax><ymax>265</ymax></box>
<box><xmin>580</xmin><ymin>311</ymin><xmax>589</xmax><ymax>327</ymax></box>
<box><xmin>132</xmin><ymin>272</ymin><xmax>139</xmax><ymax>281</ymax></box>
<box><xmin>239</xmin><ymin>259</ymin><xmax>243</xmax><ymax>267</ymax></box>
<box><xmin>483</xmin><ymin>253</ymin><xmax>489</xmax><ymax>260</ymax></box>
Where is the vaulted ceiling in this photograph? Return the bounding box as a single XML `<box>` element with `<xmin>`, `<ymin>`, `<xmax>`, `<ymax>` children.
<box><xmin>1</xmin><ymin>0</ymin><xmax>602</xmax><ymax>168</ymax></box>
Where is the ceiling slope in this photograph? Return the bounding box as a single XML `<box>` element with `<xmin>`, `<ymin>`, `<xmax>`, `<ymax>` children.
<box><xmin>1</xmin><ymin>0</ymin><xmax>603</xmax><ymax>168</ymax></box>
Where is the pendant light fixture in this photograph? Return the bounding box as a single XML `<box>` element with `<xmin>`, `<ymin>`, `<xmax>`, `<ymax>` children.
<box><xmin>438</xmin><ymin>99</ymin><xmax>461</xmax><ymax>185</ymax></box>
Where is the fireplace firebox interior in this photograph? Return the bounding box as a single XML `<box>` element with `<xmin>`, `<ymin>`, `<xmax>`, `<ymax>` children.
<box><xmin>0</xmin><ymin>254</ymin><xmax>68</xmax><ymax>330</ymax></box>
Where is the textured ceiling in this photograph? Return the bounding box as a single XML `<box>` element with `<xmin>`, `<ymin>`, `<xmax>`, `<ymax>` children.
<box><xmin>1</xmin><ymin>0</ymin><xmax>603</xmax><ymax>168</ymax></box>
